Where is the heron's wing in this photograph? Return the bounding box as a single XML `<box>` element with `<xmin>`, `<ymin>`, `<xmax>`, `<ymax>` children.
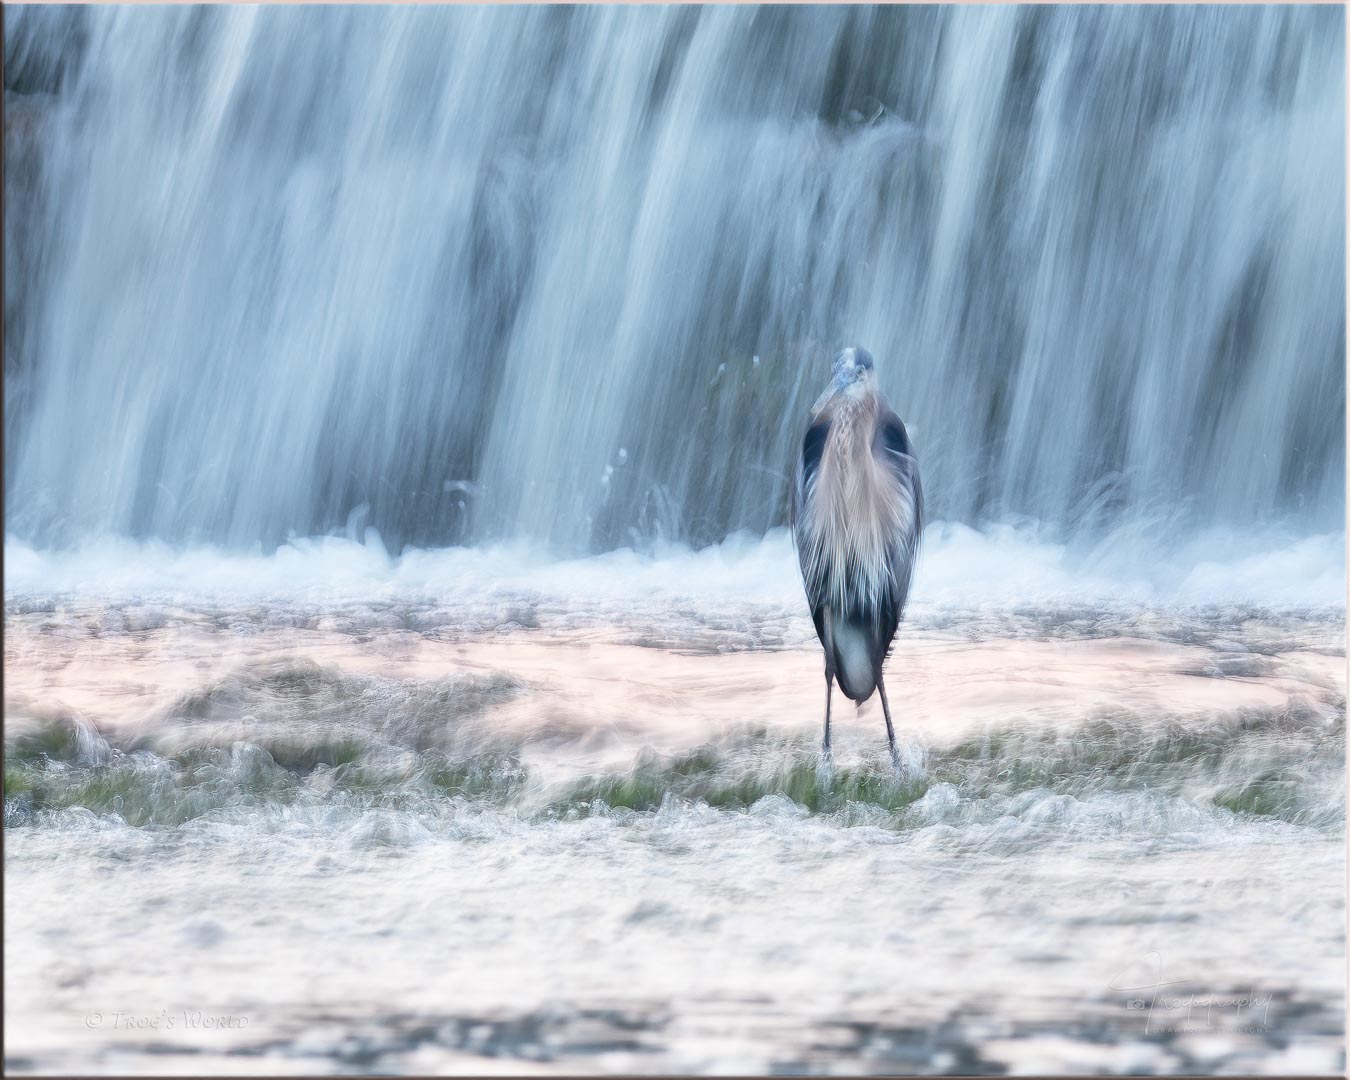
<box><xmin>792</xmin><ymin>414</ymin><xmax>832</xmax><ymax>633</ymax></box>
<box><xmin>796</xmin><ymin>415</ymin><xmax>830</xmax><ymax>510</ymax></box>
<box><xmin>874</xmin><ymin>408</ymin><xmax>924</xmax><ymax>624</ymax></box>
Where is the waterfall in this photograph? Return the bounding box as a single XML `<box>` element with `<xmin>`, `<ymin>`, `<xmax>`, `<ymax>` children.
<box><xmin>4</xmin><ymin>5</ymin><xmax>1344</xmax><ymax>555</ymax></box>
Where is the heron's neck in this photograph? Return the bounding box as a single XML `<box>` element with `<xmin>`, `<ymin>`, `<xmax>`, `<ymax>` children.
<box><xmin>820</xmin><ymin>391</ymin><xmax>884</xmax><ymax>511</ymax></box>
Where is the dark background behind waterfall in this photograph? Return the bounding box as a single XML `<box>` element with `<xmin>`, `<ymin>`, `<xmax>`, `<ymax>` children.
<box><xmin>4</xmin><ymin>5</ymin><xmax>1344</xmax><ymax>555</ymax></box>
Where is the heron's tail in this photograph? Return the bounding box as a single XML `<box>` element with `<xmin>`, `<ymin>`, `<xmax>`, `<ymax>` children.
<box><xmin>831</xmin><ymin>618</ymin><xmax>877</xmax><ymax>703</ymax></box>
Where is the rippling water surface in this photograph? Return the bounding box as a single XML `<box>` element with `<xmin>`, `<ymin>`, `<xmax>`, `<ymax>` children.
<box><xmin>5</xmin><ymin>532</ymin><xmax>1345</xmax><ymax>1074</ymax></box>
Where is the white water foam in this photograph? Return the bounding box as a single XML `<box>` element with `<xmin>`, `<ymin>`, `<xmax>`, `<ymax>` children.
<box><xmin>4</xmin><ymin>522</ymin><xmax>1344</xmax><ymax>613</ymax></box>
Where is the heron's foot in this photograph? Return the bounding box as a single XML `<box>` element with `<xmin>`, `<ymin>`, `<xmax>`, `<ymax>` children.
<box><xmin>889</xmin><ymin>740</ymin><xmax>928</xmax><ymax>781</ymax></box>
<box><xmin>816</xmin><ymin>747</ymin><xmax>834</xmax><ymax>790</ymax></box>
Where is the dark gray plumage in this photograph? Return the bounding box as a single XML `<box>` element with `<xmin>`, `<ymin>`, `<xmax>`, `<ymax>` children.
<box><xmin>791</xmin><ymin>346</ymin><xmax>924</xmax><ymax>764</ymax></box>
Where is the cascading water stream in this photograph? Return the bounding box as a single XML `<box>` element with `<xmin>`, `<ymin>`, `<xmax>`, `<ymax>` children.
<box><xmin>4</xmin><ymin>5</ymin><xmax>1344</xmax><ymax>558</ymax></box>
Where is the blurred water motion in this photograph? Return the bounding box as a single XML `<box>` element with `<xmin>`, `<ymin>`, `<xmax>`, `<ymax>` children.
<box><xmin>4</xmin><ymin>601</ymin><xmax>1346</xmax><ymax>1074</ymax></box>
<box><xmin>3</xmin><ymin>9</ymin><xmax>1345</xmax><ymax>1076</ymax></box>
<box><xmin>4</xmin><ymin>5</ymin><xmax>1344</xmax><ymax>553</ymax></box>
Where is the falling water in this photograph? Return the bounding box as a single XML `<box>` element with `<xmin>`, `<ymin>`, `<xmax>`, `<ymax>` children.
<box><xmin>4</xmin><ymin>5</ymin><xmax>1344</xmax><ymax>555</ymax></box>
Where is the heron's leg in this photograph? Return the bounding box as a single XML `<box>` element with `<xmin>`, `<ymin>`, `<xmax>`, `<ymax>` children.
<box><xmin>822</xmin><ymin>670</ymin><xmax>834</xmax><ymax>757</ymax></box>
<box><xmin>877</xmin><ymin>672</ymin><xmax>901</xmax><ymax>770</ymax></box>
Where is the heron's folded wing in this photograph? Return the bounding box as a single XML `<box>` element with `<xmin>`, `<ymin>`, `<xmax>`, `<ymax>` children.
<box><xmin>792</xmin><ymin>415</ymin><xmax>832</xmax><ymax>615</ymax></box>
<box><xmin>796</xmin><ymin>416</ymin><xmax>830</xmax><ymax>507</ymax></box>
<box><xmin>875</xmin><ymin>411</ymin><xmax>924</xmax><ymax>613</ymax></box>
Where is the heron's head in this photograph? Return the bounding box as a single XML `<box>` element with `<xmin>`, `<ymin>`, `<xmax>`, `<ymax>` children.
<box><xmin>831</xmin><ymin>346</ymin><xmax>875</xmax><ymax>394</ymax></box>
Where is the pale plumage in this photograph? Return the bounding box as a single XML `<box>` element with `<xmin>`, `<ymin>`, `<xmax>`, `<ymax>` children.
<box><xmin>791</xmin><ymin>346</ymin><xmax>923</xmax><ymax>762</ymax></box>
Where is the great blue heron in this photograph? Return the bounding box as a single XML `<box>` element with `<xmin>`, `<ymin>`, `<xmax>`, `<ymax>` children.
<box><xmin>791</xmin><ymin>346</ymin><xmax>924</xmax><ymax>765</ymax></box>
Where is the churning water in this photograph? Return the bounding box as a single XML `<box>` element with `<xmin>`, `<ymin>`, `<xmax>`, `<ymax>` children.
<box><xmin>3</xmin><ymin>5</ymin><xmax>1346</xmax><ymax>1076</ymax></box>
